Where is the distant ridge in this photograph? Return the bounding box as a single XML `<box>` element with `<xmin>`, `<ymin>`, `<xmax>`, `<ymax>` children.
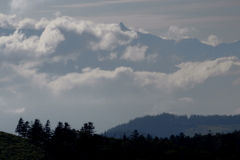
<box><xmin>105</xmin><ymin>113</ymin><xmax>240</xmax><ymax>138</ymax></box>
<box><xmin>119</xmin><ymin>22</ymin><xmax>130</xmax><ymax>31</ymax></box>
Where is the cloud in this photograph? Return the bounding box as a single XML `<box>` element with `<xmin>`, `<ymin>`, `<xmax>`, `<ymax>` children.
<box><xmin>88</xmin><ymin>23</ymin><xmax>137</xmax><ymax>51</ymax></box>
<box><xmin>47</xmin><ymin>67</ymin><xmax>134</xmax><ymax>94</ymax></box>
<box><xmin>53</xmin><ymin>0</ymin><xmax>157</xmax><ymax>8</ymax></box>
<box><xmin>9</xmin><ymin>62</ymin><xmax>49</xmax><ymax>88</ymax></box>
<box><xmin>0</xmin><ymin>18</ymin><xmax>64</xmax><ymax>57</ymax></box>
<box><xmin>16</xmin><ymin>18</ymin><xmax>37</xmax><ymax>29</ymax></box>
<box><xmin>170</xmin><ymin>57</ymin><xmax>239</xmax><ymax>89</ymax></box>
<box><xmin>138</xmin><ymin>28</ymin><xmax>149</xmax><ymax>34</ymax></box>
<box><xmin>54</xmin><ymin>12</ymin><xmax>61</xmax><ymax>18</ymax></box>
<box><xmin>98</xmin><ymin>52</ymin><xmax>118</xmax><ymax>61</ymax></box>
<box><xmin>4</xmin><ymin>108</ymin><xmax>25</xmax><ymax>114</ymax></box>
<box><xmin>0</xmin><ymin>14</ymin><xmax>18</xmax><ymax>29</ymax></box>
<box><xmin>35</xmin><ymin>16</ymin><xmax>137</xmax><ymax>52</ymax></box>
<box><xmin>0</xmin><ymin>14</ymin><xmax>138</xmax><ymax>58</ymax></box>
<box><xmin>0</xmin><ymin>15</ymin><xmax>239</xmax><ymax>97</ymax></box>
<box><xmin>147</xmin><ymin>53</ymin><xmax>158</xmax><ymax>63</ymax></box>
<box><xmin>109</xmin><ymin>53</ymin><xmax>118</xmax><ymax>60</ymax></box>
<box><xmin>179</xmin><ymin>97</ymin><xmax>194</xmax><ymax>103</ymax></box>
<box><xmin>10</xmin><ymin>0</ymin><xmax>47</xmax><ymax>14</ymax></box>
<box><xmin>138</xmin><ymin>57</ymin><xmax>240</xmax><ymax>90</ymax></box>
<box><xmin>10</xmin><ymin>0</ymin><xmax>33</xmax><ymax>13</ymax></box>
<box><xmin>121</xmin><ymin>44</ymin><xmax>148</xmax><ymax>62</ymax></box>
<box><xmin>202</xmin><ymin>35</ymin><xmax>221</xmax><ymax>46</ymax></box>
<box><xmin>0</xmin><ymin>13</ymin><xmax>37</xmax><ymax>29</ymax></box>
<box><xmin>35</xmin><ymin>18</ymin><xmax>50</xmax><ymax>30</ymax></box>
<box><xmin>0</xmin><ymin>30</ymin><xmax>39</xmax><ymax>55</ymax></box>
<box><xmin>163</xmin><ymin>26</ymin><xmax>196</xmax><ymax>41</ymax></box>
<box><xmin>0</xmin><ymin>14</ymin><xmax>138</xmax><ymax>68</ymax></box>
<box><xmin>8</xmin><ymin>55</ymin><xmax>238</xmax><ymax>95</ymax></box>
<box><xmin>36</xmin><ymin>22</ymin><xmax>65</xmax><ymax>56</ymax></box>
<box><xmin>51</xmin><ymin>53</ymin><xmax>78</xmax><ymax>64</ymax></box>
<box><xmin>233</xmin><ymin>78</ymin><xmax>240</xmax><ymax>86</ymax></box>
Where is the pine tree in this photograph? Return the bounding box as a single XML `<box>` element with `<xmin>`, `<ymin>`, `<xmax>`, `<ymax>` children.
<box><xmin>63</xmin><ymin>122</ymin><xmax>71</xmax><ymax>132</ymax></box>
<box><xmin>54</xmin><ymin>122</ymin><xmax>63</xmax><ymax>137</ymax></box>
<box><xmin>130</xmin><ymin>130</ymin><xmax>139</xmax><ymax>141</ymax></box>
<box><xmin>15</xmin><ymin>117</ymin><xmax>24</xmax><ymax>137</ymax></box>
<box><xmin>23</xmin><ymin>121</ymin><xmax>30</xmax><ymax>138</ymax></box>
<box><xmin>43</xmin><ymin>120</ymin><xmax>52</xmax><ymax>142</ymax></box>
<box><xmin>146</xmin><ymin>133</ymin><xmax>153</xmax><ymax>141</ymax></box>
<box><xmin>80</xmin><ymin>122</ymin><xmax>95</xmax><ymax>136</ymax></box>
<box><xmin>28</xmin><ymin>119</ymin><xmax>44</xmax><ymax>144</ymax></box>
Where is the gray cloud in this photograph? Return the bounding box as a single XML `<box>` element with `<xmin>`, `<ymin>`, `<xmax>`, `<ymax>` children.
<box><xmin>179</xmin><ymin>97</ymin><xmax>194</xmax><ymax>103</ymax></box>
<box><xmin>4</xmin><ymin>107</ymin><xmax>25</xmax><ymax>114</ymax></box>
<box><xmin>121</xmin><ymin>45</ymin><xmax>148</xmax><ymax>62</ymax></box>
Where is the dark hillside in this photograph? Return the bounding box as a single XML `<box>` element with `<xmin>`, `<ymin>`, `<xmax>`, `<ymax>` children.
<box><xmin>0</xmin><ymin>131</ymin><xmax>45</xmax><ymax>160</ymax></box>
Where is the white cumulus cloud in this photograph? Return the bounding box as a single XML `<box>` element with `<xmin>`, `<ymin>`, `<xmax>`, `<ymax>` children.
<box><xmin>164</xmin><ymin>26</ymin><xmax>196</xmax><ymax>41</ymax></box>
<box><xmin>202</xmin><ymin>35</ymin><xmax>221</xmax><ymax>46</ymax></box>
<box><xmin>0</xmin><ymin>14</ymin><xmax>18</xmax><ymax>29</ymax></box>
<box><xmin>0</xmin><ymin>14</ymin><xmax>139</xmax><ymax>58</ymax></box>
<box><xmin>0</xmin><ymin>30</ymin><xmax>39</xmax><ymax>54</ymax></box>
<box><xmin>0</xmin><ymin>13</ymin><xmax>40</xmax><ymax>29</ymax></box>
<box><xmin>8</xmin><ymin>56</ymin><xmax>239</xmax><ymax>95</ymax></box>
<box><xmin>35</xmin><ymin>16</ymin><xmax>136</xmax><ymax>52</ymax></box>
<box><xmin>36</xmin><ymin>23</ymin><xmax>65</xmax><ymax>56</ymax></box>
<box><xmin>88</xmin><ymin>23</ymin><xmax>137</xmax><ymax>51</ymax></box>
<box><xmin>35</xmin><ymin>18</ymin><xmax>50</xmax><ymax>30</ymax></box>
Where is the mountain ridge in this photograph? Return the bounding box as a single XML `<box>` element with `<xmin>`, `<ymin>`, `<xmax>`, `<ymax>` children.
<box><xmin>105</xmin><ymin>113</ymin><xmax>240</xmax><ymax>138</ymax></box>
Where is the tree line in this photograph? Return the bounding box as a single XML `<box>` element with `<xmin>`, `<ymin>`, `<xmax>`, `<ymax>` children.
<box><xmin>15</xmin><ymin>117</ymin><xmax>240</xmax><ymax>160</ymax></box>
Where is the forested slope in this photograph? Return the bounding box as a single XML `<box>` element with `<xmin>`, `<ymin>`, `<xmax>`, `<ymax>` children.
<box><xmin>105</xmin><ymin>113</ymin><xmax>240</xmax><ymax>138</ymax></box>
<box><xmin>0</xmin><ymin>131</ymin><xmax>45</xmax><ymax>160</ymax></box>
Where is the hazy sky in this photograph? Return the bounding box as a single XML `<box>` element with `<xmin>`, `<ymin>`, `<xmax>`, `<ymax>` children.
<box><xmin>0</xmin><ymin>0</ymin><xmax>240</xmax><ymax>134</ymax></box>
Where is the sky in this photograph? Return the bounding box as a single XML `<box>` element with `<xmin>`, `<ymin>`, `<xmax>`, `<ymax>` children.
<box><xmin>0</xmin><ymin>0</ymin><xmax>240</xmax><ymax>134</ymax></box>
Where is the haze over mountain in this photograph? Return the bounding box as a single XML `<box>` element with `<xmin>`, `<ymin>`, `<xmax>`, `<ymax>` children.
<box><xmin>0</xmin><ymin>0</ymin><xmax>239</xmax><ymax>134</ymax></box>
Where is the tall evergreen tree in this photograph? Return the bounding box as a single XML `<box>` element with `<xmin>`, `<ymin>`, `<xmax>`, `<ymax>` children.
<box><xmin>53</xmin><ymin>122</ymin><xmax>63</xmax><ymax>137</ymax></box>
<box><xmin>52</xmin><ymin>122</ymin><xmax>64</xmax><ymax>143</ymax></box>
<box><xmin>43</xmin><ymin>120</ymin><xmax>52</xmax><ymax>142</ymax></box>
<box><xmin>22</xmin><ymin>121</ymin><xmax>30</xmax><ymax>138</ymax></box>
<box><xmin>15</xmin><ymin>117</ymin><xmax>24</xmax><ymax>137</ymax></box>
<box><xmin>131</xmin><ymin>130</ymin><xmax>139</xmax><ymax>141</ymax></box>
<box><xmin>80</xmin><ymin>122</ymin><xmax>95</xmax><ymax>136</ymax></box>
<box><xmin>63</xmin><ymin>122</ymin><xmax>71</xmax><ymax>132</ymax></box>
<box><xmin>28</xmin><ymin>119</ymin><xmax>44</xmax><ymax>144</ymax></box>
